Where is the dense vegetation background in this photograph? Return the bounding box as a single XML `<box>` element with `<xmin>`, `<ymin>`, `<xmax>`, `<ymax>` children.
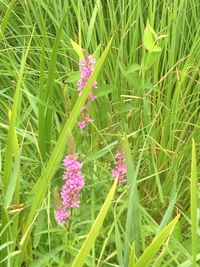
<box><xmin>0</xmin><ymin>0</ymin><xmax>199</xmax><ymax>266</ymax></box>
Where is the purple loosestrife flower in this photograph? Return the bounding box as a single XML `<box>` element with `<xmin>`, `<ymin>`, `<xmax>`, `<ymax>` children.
<box><xmin>77</xmin><ymin>54</ymin><xmax>97</xmax><ymax>129</ymax></box>
<box><xmin>112</xmin><ymin>150</ymin><xmax>127</xmax><ymax>184</ymax></box>
<box><xmin>55</xmin><ymin>154</ymin><xmax>84</xmax><ymax>224</ymax></box>
<box><xmin>55</xmin><ymin>208</ymin><xmax>69</xmax><ymax>224</ymax></box>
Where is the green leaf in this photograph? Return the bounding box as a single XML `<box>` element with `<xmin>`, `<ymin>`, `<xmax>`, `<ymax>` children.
<box><xmin>142</xmin><ymin>51</ymin><xmax>161</xmax><ymax>70</ymax></box>
<box><xmin>127</xmin><ymin>63</ymin><xmax>141</xmax><ymax>73</ymax></box>
<box><xmin>0</xmin><ymin>242</ymin><xmax>13</xmax><ymax>252</ymax></box>
<box><xmin>157</xmin><ymin>180</ymin><xmax>177</xmax><ymax>234</ymax></box>
<box><xmin>71</xmin><ymin>178</ymin><xmax>118</xmax><ymax>267</ymax></box>
<box><xmin>67</xmin><ymin>71</ymin><xmax>80</xmax><ymax>82</ymax></box>
<box><xmin>70</xmin><ymin>39</ymin><xmax>84</xmax><ymax>59</ymax></box>
<box><xmin>0</xmin><ymin>0</ymin><xmax>16</xmax><ymax>40</ymax></box>
<box><xmin>115</xmin><ymin>222</ymin><xmax>124</xmax><ymax>266</ymax></box>
<box><xmin>128</xmin><ymin>242</ymin><xmax>136</xmax><ymax>267</ymax></box>
<box><xmin>124</xmin><ymin>136</ymin><xmax>140</xmax><ymax>266</ymax></box>
<box><xmin>83</xmin><ymin>141</ymin><xmax>117</xmax><ymax>164</ymax></box>
<box><xmin>119</xmin><ymin>61</ymin><xmax>128</xmax><ymax>77</ymax></box>
<box><xmin>93</xmin><ymin>43</ymin><xmax>101</xmax><ymax>59</ymax></box>
<box><xmin>143</xmin><ymin>21</ymin><xmax>161</xmax><ymax>52</ymax></box>
<box><xmin>143</xmin><ymin>21</ymin><xmax>154</xmax><ymax>51</ymax></box>
<box><xmin>33</xmin><ymin>210</ymin><xmax>45</xmax><ymax>248</ymax></box>
<box><xmin>95</xmin><ymin>84</ymin><xmax>115</xmax><ymax>97</ymax></box>
<box><xmin>135</xmin><ymin>215</ymin><xmax>180</xmax><ymax>267</ymax></box>
<box><xmin>86</xmin><ymin>0</ymin><xmax>100</xmax><ymax>48</ymax></box>
<box><xmin>0</xmin><ymin>251</ymin><xmax>21</xmax><ymax>264</ymax></box>
<box><xmin>5</xmin><ymin>147</ymin><xmax>22</xmax><ymax>207</ymax></box>
<box><xmin>44</xmin><ymin>12</ymin><xmax>68</xmax><ymax>155</ymax></box>
<box><xmin>3</xmin><ymin>26</ymin><xmax>35</xmax><ymax>189</ymax></box>
<box><xmin>38</xmin><ymin>36</ymin><xmax>46</xmax><ymax>160</ymax></box>
<box><xmin>191</xmin><ymin>139</ymin><xmax>198</xmax><ymax>267</ymax></box>
<box><xmin>127</xmin><ymin>72</ymin><xmax>142</xmax><ymax>88</ymax></box>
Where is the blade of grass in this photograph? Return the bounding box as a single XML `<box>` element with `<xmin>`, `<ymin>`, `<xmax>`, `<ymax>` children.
<box><xmin>4</xmin><ymin>146</ymin><xmax>22</xmax><ymax>207</ymax></box>
<box><xmin>70</xmin><ymin>39</ymin><xmax>84</xmax><ymax>59</ymax></box>
<box><xmin>0</xmin><ymin>0</ymin><xmax>16</xmax><ymax>40</ymax></box>
<box><xmin>71</xmin><ymin>178</ymin><xmax>118</xmax><ymax>267</ymax></box>
<box><xmin>124</xmin><ymin>136</ymin><xmax>140</xmax><ymax>265</ymax></box>
<box><xmin>43</xmin><ymin>12</ymin><xmax>68</xmax><ymax>157</ymax></box>
<box><xmin>115</xmin><ymin>221</ymin><xmax>124</xmax><ymax>266</ymax></box>
<box><xmin>3</xmin><ymin>26</ymin><xmax>35</xmax><ymax>188</ymax></box>
<box><xmin>152</xmin><ymin>158</ymin><xmax>164</xmax><ymax>203</ymax></box>
<box><xmin>124</xmin><ymin>106</ymin><xmax>162</xmax><ymax>265</ymax></box>
<box><xmin>157</xmin><ymin>179</ymin><xmax>177</xmax><ymax>234</ymax></box>
<box><xmin>128</xmin><ymin>242</ymin><xmax>136</xmax><ymax>267</ymax></box>
<box><xmin>135</xmin><ymin>215</ymin><xmax>180</xmax><ymax>267</ymax></box>
<box><xmin>86</xmin><ymin>0</ymin><xmax>100</xmax><ymax>49</ymax></box>
<box><xmin>1</xmin><ymin>27</ymin><xmax>34</xmax><ymax>264</ymax></box>
<box><xmin>191</xmin><ymin>139</ymin><xmax>197</xmax><ymax>267</ymax></box>
<box><xmin>38</xmin><ymin>35</ymin><xmax>46</xmax><ymax>161</ymax></box>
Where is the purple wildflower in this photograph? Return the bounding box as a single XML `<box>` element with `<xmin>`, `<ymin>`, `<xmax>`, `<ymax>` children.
<box><xmin>55</xmin><ymin>208</ymin><xmax>69</xmax><ymax>224</ymax></box>
<box><xmin>55</xmin><ymin>154</ymin><xmax>84</xmax><ymax>224</ymax></box>
<box><xmin>77</xmin><ymin>54</ymin><xmax>97</xmax><ymax>129</ymax></box>
<box><xmin>112</xmin><ymin>150</ymin><xmax>127</xmax><ymax>183</ymax></box>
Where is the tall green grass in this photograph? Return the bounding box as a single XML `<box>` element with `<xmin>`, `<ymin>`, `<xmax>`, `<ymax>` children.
<box><xmin>0</xmin><ymin>0</ymin><xmax>199</xmax><ymax>266</ymax></box>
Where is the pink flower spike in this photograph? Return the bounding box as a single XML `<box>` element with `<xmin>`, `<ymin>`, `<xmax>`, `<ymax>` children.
<box><xmin>93</xmin><ymin>81</ymin><xmax>98</xmax><ymax>89</ymax></box>
<box><xmin>78</xmin><ymin>120</ymin><xmax>86</xmax><ymax>129</ymax></box>
<box><xmin>55</xmin><ymin>208</ymin><xmax>69</xmax><ymax>224</ymax></box>
<box><xmin>87</xmin><ymin>117</ymin><xmax>94</xmax><ymax>124</ymax></box>
<box><xmin>112</xmin><ymin>150</ymin><xmax>127</xmax><ymax>184</ymax></box>
<box><xmin>89</xmin><ymin>93</ymin><xmax>97</xmax><ymax>101</ymax></box>
<box><xmin>55</xmin><ymin>153</ymin><xmax>84</xmax><ymax>224</ymax></box>
<box><xmin>77</xmin><ymin>53</ymin><xmax>98</xmax><ymax>129</ymax></box>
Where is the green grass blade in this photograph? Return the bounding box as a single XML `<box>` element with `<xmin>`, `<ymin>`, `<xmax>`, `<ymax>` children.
<box><xmin>83</xmin><ymin>141</ymin><xmax>117</xmax><ymax>164</ymax></box>
<box><xmin>3</xmin><ymin>26</ymin><xmax>35</xmax><ymax>188</ymax></box>
<box><xmin>152</xmin><ymin>158</ymin><xmax>164</xmax><ymax>203</ymax></box>
<box><xmin>4</xmin><ymin>147</ymin><xmax>22</xmax><ymax>207</ymax></box>
<box><xmin>1</xmin><ymin>28</ymin><xmax>34</xmax><ymax>264</ymax></box>
<box><xmin>115</xmin><ymin>221</ymin><xmax>124</xmax><ymax>266</ymax></box>
<box><xmin>135</xmin><ymin>215</ymin><xmax>180</xmax><ymax>267</ymax></box>
<box><xmin>124</xmin><ymin>136</ymin><xmax>140</xmax><ymax>266</ymax></box>
<box><xmin>191</xmin><ymin>139</ymin><xmax>197</xmax><ymax>267</ymax></box>
<box><xmin>43</xmin><ymin>12</ymin><xmax>68</xmax><ymax>156</ymax></box>
<box><xmin>0</xmin><ymin>242</ymin><xmax>13</xmax><ymax>252</ymax></box>
<box><xmin>0</xmin><ymin>0</ymin><xmax>16</xmax><ymax>40</ymax></box>
<box><xmin>86</xmin><ymin>0</ymin><xmax>100</xmax><ymax>48</ymax></box>
<box><xmin>128</xmin><ymin>242</ymin><xmax>136</xmax><ymax>267</ymax></box>
<box><xmin>70</xmin><ymin>39</ymin><xmax>84</xmax><ymax>59</ymax></box>
<box><xmin>157</xmin><ymin>180</ymin><xmax>177</xmax><ymax>234</ymax></box>
<box><xmin>38</xmin><ymin>36</ymin><xmax>46</xmax><ymax>161</ymax></box>
<box><xmin>71</xmin><ymin>178</ymin><xmax>118</xmax><ymax>267</ymax></box>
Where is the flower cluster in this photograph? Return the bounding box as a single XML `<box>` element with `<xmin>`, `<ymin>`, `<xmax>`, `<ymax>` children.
<box><xmin>77</xmin><ymin>55</ymin><xmax>97</xmax><ymax>129</ymax></box>
<box><xmin>112</xmin><ymin>150</ymin><xmax>127</xmax><ymax>183</ymax></box>
<box><xmin>55</xmin><ymin>154</ymin><xmax>84</xmax><ymax>224</ymax></box>
<box><xmin>55</xmin><ymin>207</ymin><xmax>69</xmax><ymax>225</ymax></box>
<box><xmin>55</xmin><ymin>50</ymin><xmax>127</xmax><ymax>226</ymax></box>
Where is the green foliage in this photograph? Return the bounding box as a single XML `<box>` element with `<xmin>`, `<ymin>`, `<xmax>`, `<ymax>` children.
<box><xmin>0</xmin><ymin>0</ymin><xmax>199</xmax><ymax>266</ymax></box>
<box><xmin>71</xmin><ymin>179</ymin><xmax>118</xmax><ymax>267</ymax></box>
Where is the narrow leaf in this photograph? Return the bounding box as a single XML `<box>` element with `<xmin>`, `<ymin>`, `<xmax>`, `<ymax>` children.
<box><xmin>70</xmin><ymin>39</ymin><xmax>84</xmax><ymax>59</ymax></box>
<box><xmin>135</xmin><ymin>215</ymin><xmax>180</xmax><ymax>267</ymax></box>
<box><xmin>124</xmin><ymin>136</ymin><xmax>140</xmax><ymax>266</ymax></box>
<box><xmin>71</xmin><ymin>179</ymin><xmax>118</xmax><ymax>267</ymax></box>
<box><xmin>191</xmin><ymin>139</ymin><xmax>198</xmax><ymax>267</ymax></box>
<box><xmin>128</xmin><ymin>242</ymin><xmax>136</xmax><ymax>267</ymax></box>
<box><xmin>0</xmin><ymin>0</ymin><xmax>16</xmax><ymax>40</ymax></box>
<box><xmin>44</xmin><ymin>12</ymin><xmax>68</xmax><ymax>155</ymax></box>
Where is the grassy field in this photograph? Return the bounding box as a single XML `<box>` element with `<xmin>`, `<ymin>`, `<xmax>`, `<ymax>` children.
<box><xmin>0</xmin><ymin>0</ymin><xmax>200</xmax><ymax>266</ymax></box>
